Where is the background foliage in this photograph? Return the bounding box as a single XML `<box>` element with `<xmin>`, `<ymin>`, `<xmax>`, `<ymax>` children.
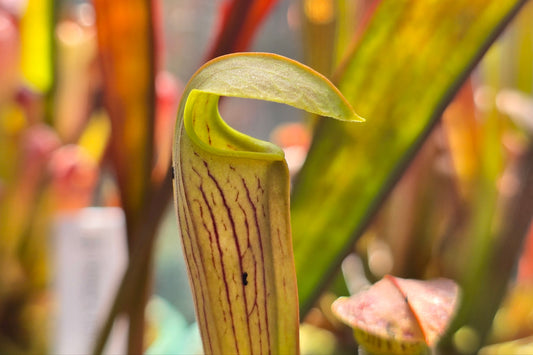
<box><xmin>1</xmin><ymin>0</ymin><xmax>533</xmax><ymax>354</ymax></box>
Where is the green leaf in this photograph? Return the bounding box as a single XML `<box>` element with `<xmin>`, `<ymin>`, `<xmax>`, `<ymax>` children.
<box><xmin>291</xmin><ymin>0</ymin><xmax>527</xmax><ymax>315</ymax></box>
<box><xmin>172</xmin><ymin>52</ymin><xmax>361</xmax><ymax>355</ymax></box>
<box><xmin>176</xmin><ymin>53</ymin><xmax>362</xmax><ymax>129</ymax></box>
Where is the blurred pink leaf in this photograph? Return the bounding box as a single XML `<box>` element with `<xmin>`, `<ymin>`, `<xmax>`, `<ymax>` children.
<box><xmin>332</xmin><ymin>275</ymin><xmax>459</xmax><ymax>353</ymax></box>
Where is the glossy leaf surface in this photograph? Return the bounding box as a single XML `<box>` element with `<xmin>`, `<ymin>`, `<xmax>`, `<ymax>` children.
<box><xmin>291</xmin><ymin>0</ymin><xmax>527</xmax><ymax>314</ymax></box>
<box><xmin>172</xmin><ymin>52</ymin><xmax>361</xmax><ymax>355</ymax></box>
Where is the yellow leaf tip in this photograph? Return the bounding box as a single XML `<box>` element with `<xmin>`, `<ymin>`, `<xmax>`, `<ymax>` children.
<box><xmin>353</xmin><ymin>112</ymin><xmax>366</xmax><ymax>122</ymax></box>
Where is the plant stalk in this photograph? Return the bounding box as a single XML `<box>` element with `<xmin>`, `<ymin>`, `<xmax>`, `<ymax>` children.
<box><xmin>92</xmin><ymin>172</ymin><xmax>172</xmax><ymax>355</ymax></box>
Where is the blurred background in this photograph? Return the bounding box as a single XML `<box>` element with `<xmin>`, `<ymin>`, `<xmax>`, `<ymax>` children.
<box><xmin>1</xmin><ymin>0</ymin><xmax>533</xmax><ymax>354</ymax></box>
<box><xmin>0</xmin><ymin>0</ymin><xmax>303</xmax><ymax>353</ymax></box>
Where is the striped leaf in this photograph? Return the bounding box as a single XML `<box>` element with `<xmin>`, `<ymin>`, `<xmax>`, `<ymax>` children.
<box><xmin>172</xmin><ymin>52</ymin><xmax>362</xmax><ymax>354</ymax></box>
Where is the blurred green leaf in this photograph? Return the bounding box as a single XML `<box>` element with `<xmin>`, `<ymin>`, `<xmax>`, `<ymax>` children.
<box><xmin>291</xmin><ymin>0</ymin><xmax>527</xmax><ymax>315</ymax></box>
<box><xmin>504</xmin><ymin>0</ymin><xmax>533</xmax><ymax>94</ymax></box>
<box><xmin>301</xmin><ymin>0</ymin><xmax>337</xmax><ymax>77</ymax></box>
<box><xmin>479</xmin><ymin>336</ymin><xmax>533</xmax><ymax>355</ymax></box>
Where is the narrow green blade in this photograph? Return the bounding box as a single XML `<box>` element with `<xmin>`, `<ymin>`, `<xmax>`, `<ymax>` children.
<box><xmin>292</xmin><ymin>0</ymin><xmax>527</xmax><ymax>315</ymax></box>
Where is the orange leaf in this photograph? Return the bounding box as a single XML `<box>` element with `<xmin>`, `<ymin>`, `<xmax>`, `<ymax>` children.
<box><xmin>206</xmin><ymin>0</ymin><xmax>279</xmax><ymax>59</ymax></box>
<box><xmin>93</xmin><ymin>0</ymin><xmax>156</xmax><ymax>236</ymax></box>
